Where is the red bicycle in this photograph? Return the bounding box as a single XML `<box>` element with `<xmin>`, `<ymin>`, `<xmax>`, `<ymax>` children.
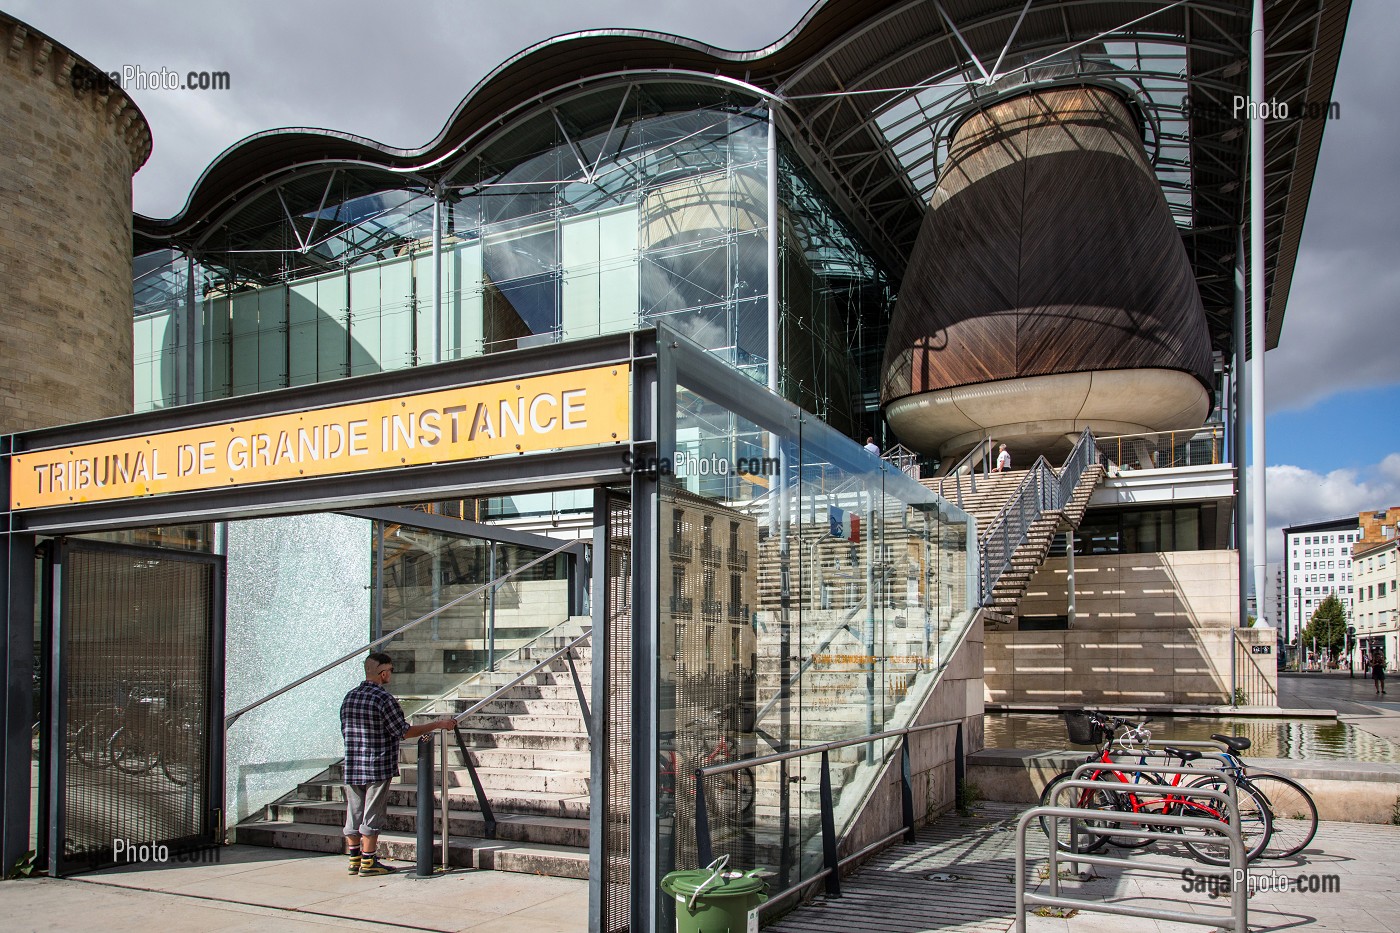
<box><xmin>1039</xmin><ymin>711</ymin><xmax>1272</xmax><ymax>866</ymax></box>
<box><xmin>658</xmin><ymin>709</ymin><xmax>755</xmax><ymax>816</ymax></box>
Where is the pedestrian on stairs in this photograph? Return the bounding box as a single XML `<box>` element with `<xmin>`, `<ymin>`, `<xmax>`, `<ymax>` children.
<box><xmin>992</xmin><ymin>443</ymin><xmax>1011</xmax><ymax>473</ymax></box>
<box><xmin>341</xmin><ymin>652</ymin><xmax>455</xmax><ymax>876</ymax></box>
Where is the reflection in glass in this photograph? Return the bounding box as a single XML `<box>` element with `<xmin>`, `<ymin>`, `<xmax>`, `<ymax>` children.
<box><xmin>657</xmin><ymin>380</ymin><xmax>974</xmax><ymax>916</ymax></box>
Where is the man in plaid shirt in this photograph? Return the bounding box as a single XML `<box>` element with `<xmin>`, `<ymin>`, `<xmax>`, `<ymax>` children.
<box><xmin>341</xmin><ymin>652</ymin><xmax>453</xmax><ymax>875</ymax></box>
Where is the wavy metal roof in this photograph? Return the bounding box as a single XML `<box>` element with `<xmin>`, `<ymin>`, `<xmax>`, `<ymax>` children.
<box><xmin>133</xmin><ymin>0</ymin><xmax>1351</xmax><ymax>353</ymax></box>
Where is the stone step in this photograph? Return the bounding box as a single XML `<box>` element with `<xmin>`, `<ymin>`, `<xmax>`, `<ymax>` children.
<box><xmin>271</xmin><ymin>799</ymin><xmax>589</xmax><ymax>848</ymax></box>
<box><xmin>235</xmin><ymin>819</ymin><xmax>588</xmax><ymax>879</ymax></box>
<box><xmin>456</xmin><ymin>713</ymin><xmax>587</xmax><ymax>734</ymax></box>
<box><xmin>443</xmin><ymin>697</ymin><xmax>586</xmax><ymax>717</ymax></box>
<box><xmin>458</xmin><ymin>683</ymin><xmax>589</xmax><ymax>701</ymax></box>
<box><xmin>396</xmin><ymin>745</ymin><xmax>590</xmax><ymax>772</ymax></box>
<box><xmin>455</xmin><ymin>729</ymin><xmax>591</xmax><ymax>752</ymax></box>
<box><xmin>299</xmin><ymin>780</ymin><xmax>592</xmax><ymax>821</ymax></box>
<box><xmin>396</xmin><ymin>765</ymin><xmax>589</xmax><ymax>796</ymax></box>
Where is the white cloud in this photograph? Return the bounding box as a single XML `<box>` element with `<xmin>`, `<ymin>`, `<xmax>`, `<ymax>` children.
<box><xmin>1255</xmin><ymin>454</ymin><xmax>1400</xmax><ymax>562</ymax></box>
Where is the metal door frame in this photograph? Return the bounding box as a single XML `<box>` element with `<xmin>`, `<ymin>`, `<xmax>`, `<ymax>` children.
<box><xmin>43</xmin><ymin>537</ymin><xmax>225</xmax><ymax>875</ymax></box>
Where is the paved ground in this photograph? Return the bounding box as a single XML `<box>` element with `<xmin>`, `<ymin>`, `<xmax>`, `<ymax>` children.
<box><xmin>771</xmin><ymin>802</ymin><xmax>1400</xmax><ymax>933</ymax></box>
<box><xmin>11</xmin><ymin>681</ymin><xmax>1399</xmax><ymax>932</ymax></box>
<box><xmin>1279</xmin><ymin>672</ymin><xmax>1400</xmax><ymax>743</ymax></box>
<box><xmin>0</xmin><ymin>846</ymin><xmax>585</xmax><ymax>932</ymax></box>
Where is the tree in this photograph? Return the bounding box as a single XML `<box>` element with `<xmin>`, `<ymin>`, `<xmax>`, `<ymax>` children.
<box><xmin>1301</xmin><ymin>594</ymin><xmax>1348</xmax><ymax>662</ymax></box>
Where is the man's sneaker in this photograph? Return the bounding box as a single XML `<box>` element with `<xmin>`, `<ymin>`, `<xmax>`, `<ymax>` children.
<box><xmin>358</xmin><ymin>854</ymin><xmax>397</xmax><ymax>876</ymax></box>
<box><xmin>347</xmin><ymin>850</ymin><xmax>361</xmax><ymax>875</ymax></box>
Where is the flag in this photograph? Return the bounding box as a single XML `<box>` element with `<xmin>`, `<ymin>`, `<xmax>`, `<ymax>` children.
<box><xmin>829</xmin><ymin>506</ymin><xmax>861</xmax><ymax>543</ymax></box>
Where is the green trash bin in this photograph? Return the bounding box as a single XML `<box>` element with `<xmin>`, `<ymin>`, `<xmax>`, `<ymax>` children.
<box><xmin>661</xmin><ymin>859</ymin><xmax>768</xmax><ymax>933</ymax></box>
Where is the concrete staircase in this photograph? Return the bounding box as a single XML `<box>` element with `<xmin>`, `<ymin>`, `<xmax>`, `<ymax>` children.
<box><xmin>236</xmin><ymin>619</ymin><xmax>594</xmax><ymax>878</ymax></box>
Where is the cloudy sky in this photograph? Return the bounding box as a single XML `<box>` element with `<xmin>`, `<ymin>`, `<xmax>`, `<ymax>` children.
<box><xmin>10</xmin><ymin>0</ymin><xmax>1399</xmax><ymax>563</ymax></box>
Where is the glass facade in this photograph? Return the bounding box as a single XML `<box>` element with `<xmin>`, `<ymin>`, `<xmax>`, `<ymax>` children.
<box><xmin>132</xmin><ymin>83</ymin><xmax>892</xmax><ymax>441</ymax></box>
<box><xmin>657</xmin><ymin>379</ymin><xmax>975</xmax><ymax>900</ymax></box>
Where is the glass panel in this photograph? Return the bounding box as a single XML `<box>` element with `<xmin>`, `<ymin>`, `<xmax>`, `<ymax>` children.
<box><xmin>140</xmin><ymin>100</ymin><xmax>894</xmax><ymax>428</ymax></box>
<box><xmin>374</xmin><ymin>521</ymin><xmax>573</xmax><ymax>715</ymax></box>
<box><xmin>483</xmin><ymin>224</ymin><xmax>557</xmax><ymax>352</ymax></box>
<box><xmin>223</xmin><ymin>514</ymin><xmax>371</xmax><ymax>825</ymax></box>
<box><xmin>442</xmin><ymin>240</ymin><xmax>484</xmax><ymax>360</ymax></box>
<box><xmin>658</xmin><ymin>375</ymin><xmax>974</xmax><ymax>918</ymax></box>
<box><xmin>287</xmin><ymin>276</ymin><xmax>321</xmax><ymax>387</ymax></box>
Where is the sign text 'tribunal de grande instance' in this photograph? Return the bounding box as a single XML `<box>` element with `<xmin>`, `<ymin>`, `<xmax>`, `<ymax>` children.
<box><xmin>9</xmin><ymin>366</ymin><xmax>630</xmax><ymax>510</ymax></box>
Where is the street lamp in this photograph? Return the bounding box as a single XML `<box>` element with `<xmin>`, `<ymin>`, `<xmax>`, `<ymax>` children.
<box><xmin>1348</xmin><ymin>625</ymin><xmax>1357</xmax><ymax>678</ymax></box>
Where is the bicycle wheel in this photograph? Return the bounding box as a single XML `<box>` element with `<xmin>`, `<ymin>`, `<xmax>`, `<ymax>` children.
<box><xmin>110</xmin><ymin>726</ymin><xmax>156</xmax><ymax>775</ymax></box>
<box><xmin>1181</xmin><ymin>775</ymin><xmax>1273</xmax><ymax>866</ymax></box>
<box><xmin>159</xmin><ymin>717</ymin><xmax>198</xmax><ymax>787</ymax></box>
<box><xmin>1038</xmin><ymin>771</ymin><xmax>1114</xmax><ymax>854</ymax></box>
<box><xmin>75</xmin><ymin>708</ymin><xmax>121</xmax><ymax>769</ymax></box>
<box><xmin>731</xmin><ymin>769</ymin><xmax>755</xmax><ymax>814</ymax></box>
<box><xmin>1245</xmin><ymin>773</ymin><xmax>1318</xmax><ymax>859</ymax></box>
<box><xmin>1103</xmin><ymin>782</ymin><xmax>1167</xmax><ymax>850</ymax></box>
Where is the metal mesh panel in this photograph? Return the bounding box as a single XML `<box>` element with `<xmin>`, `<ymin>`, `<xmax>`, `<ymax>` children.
<box><xmin>603</xmin><ymin>493</ymin><xmax>631</xmax><ymax>932</ymax></box>
<box><xmin>59</xmin><ymin>542</ymin><xmax>217</xmax><ymax>871</ymax></box>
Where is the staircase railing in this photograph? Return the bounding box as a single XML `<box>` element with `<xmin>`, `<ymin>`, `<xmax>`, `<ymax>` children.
<box><xmin>937</xmin><ymin>435</ymin><xmax>992</xmax><ymax>509</ymax></box>
<box><xmin>224</xmin><ymin>538</ymin><xmax>579</xmax><ymax>730</ymax></box>
<box><xmin>429</xmin><ymin>628</ymin><xmax>593</xmax><ymax>853</ymax></box>
<box><xmin>978</xmin><ymin>457</ymin><xmax>1056</xmax><ymax>604</ymax></box>
<box><xmin>881</xmin><ymin>443</ymin><xmax>923</xmax><ymax>480</ymax></box>
<box><xmin>1056</xmin><ymin>428</ymin><xmax>1096</xmax><ymax>508</ymax></box>
<box><xmin>976</xmin><ymin>430</ymin><xmax>1099</xmax><ymax>606</ymax></box>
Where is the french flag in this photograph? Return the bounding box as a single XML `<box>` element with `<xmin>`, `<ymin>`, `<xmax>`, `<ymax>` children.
<box><xmin>829</xmin><ymin>507</ymin><xmax>861</xmax><ymax>543</ymax></box>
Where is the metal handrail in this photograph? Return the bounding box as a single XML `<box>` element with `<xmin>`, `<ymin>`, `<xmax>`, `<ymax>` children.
<box><xmin>1056</xmin><ymin>428</ymin><xmax>1095</xmax><ymax>509</ymax></box>
<box><xmin>451</xmin><ymin>629</ymin><xmax>592</xmax><ymax>724</ymax></box>
<box><xmin>978</xmin><ymin>456</ymin><xmax>1055</xmax><ymax>602</ymax></box>
<box><xmin>1096</xmin><ymin>425</ymin><xmax>1224</xmax><ymax>471</ymax></box>
<box><xmin>692</xmin><ymin>717</ymin><xmax>966</xmax><ymax>908</ymax></box>
<box><xmin>434</xmin><ymin>628</ymin><xmax>593</xmax><ymax>854</ymax></box>
<box><xmin>937</xmin><ymin>434</ymin><xmax>991</xmax><ymax>507</ymax></box>
<box><xmin>976</xmin><ymin>430</ymin><xmax>1098</xmax><ymax>604</ymax></box>
<box><xmin>224</xmin><ymin>538</ymin><xmax>578</xmax><ymax>728</ymax></box>
<box><xmin>417</xmin><ymin>612</ymin><xmax>584</xmax><ymax>713</ymax></box>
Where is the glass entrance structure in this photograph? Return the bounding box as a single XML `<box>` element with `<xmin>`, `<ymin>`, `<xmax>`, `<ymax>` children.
<box><xmin>133</xmin><ymin>85</ymin><xmax>892</xmax><ymax>442</ymax></box>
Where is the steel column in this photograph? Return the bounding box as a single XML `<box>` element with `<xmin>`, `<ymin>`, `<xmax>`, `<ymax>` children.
<box><xmin>430</xmin><ymin>192</ymin><xmax>443</xmax><ymax>365</ymax></box>
<box><xmin>0</xmin><ymin>442</ymin><xmax>37</xmax><ymax>871</ymax></box>
<box><xmin>587</xmin><ymin>486</ymin><xmax>608</xmax><ymax>933</ymax></box>
<box><xmin>1249</xmin><ymin>0</ymin><xmax>1268</xmax><ymax>627</ymax></box>
<box><xmin>630</xmin><ymin>335</ymin><xmax>662</xmax><ymax>933</ymax></box>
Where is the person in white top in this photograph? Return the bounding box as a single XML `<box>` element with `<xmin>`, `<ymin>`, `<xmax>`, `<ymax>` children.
<box><xmin>863</xmin><ymin>436</ymin><xmax>880</xmax><ymax>457</ymax></box>
<box><xmin>992</xmin><ymin>443</ymin><xmax>1011</xmax><ymax>472</ymax></box>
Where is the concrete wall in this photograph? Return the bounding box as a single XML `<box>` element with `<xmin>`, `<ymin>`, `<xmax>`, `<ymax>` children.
<box><xmin>836</xmin><ymin>615</ymin><xmax>985</xmax><ymax>860</ymax></box>
<box><xmin>987</xmin><ymin>551</ymin><xmax>1252</xmax><ymax>705</ymax></box>
<box><xmin>0</xmin><ymin>15</ymin><xmax>150</xmax><ymax>433</ymax></box>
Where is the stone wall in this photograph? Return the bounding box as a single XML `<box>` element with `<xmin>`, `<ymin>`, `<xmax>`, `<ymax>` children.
<box><xmin>837</xmin><ymin>615</ymin><xmax>985</xmax><ymax>859</ymax></box>
<box><xmin>986</xmin><ymin>551</ymin><xmax>1261</xmax><ymax>706</ymax></box>
<box><xmin>0</xmin><ymin>15</ymin><xmax>150</xmax><ymax>433</ymax></box>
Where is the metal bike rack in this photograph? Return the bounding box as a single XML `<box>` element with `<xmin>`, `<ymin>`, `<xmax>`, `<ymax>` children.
<box><xmin>1016</xmin><ymin>765</ymin><xmax>1248</xmax><ymax>933</ymax></box>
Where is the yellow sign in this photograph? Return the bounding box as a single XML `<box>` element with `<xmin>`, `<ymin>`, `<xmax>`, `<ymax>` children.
<box><xmin>10</xmin><ymin>365</ymin><xmax>630</xmax><ymax>510</ymax></box>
